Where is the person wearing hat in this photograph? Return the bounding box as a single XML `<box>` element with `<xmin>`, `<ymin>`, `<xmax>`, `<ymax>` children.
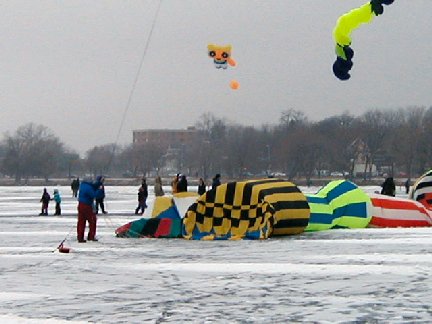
<box><xmin>53</xmin><ymin>189</ymin><xmax>62</xmax><ymax>216</ymax></box>
<box><xmin>77</xmin><ymin>176</ymin><xmax>104</xmax><ymax>242</ymax></box>
<box><xmin>95</xmin><ymin>176</ymin><xmax>107</xmax><ymax>214</ymax></box>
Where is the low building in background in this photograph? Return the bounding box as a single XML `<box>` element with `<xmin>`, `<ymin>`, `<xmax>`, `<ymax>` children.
<box><xmin>132</xmin><ymin>127</ymin><xmax>199</xmax><ymax>175</ymax></box>
<box><xmin>133</xmin><ymin>127</ymin><xmax>198</xmax><ymax>150</ymax></box>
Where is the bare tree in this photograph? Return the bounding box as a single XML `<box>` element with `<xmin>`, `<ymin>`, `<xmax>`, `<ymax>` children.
<box><xmin>357</xmin><ymin>109</ymin><xmax>398</xmax><ymax>179</ymax></box>
<box><xmin>279</xmin><ymin>109</ymin><xmax>308</xmax><ymax>129</ymax></box>
<box><xmin>416</xmin><ymin>106</ymin><xmax>432</xmax><ymax>174</ymax></box>
<box><xmin>314</xmin><ymin>112</ymin><xmax>358</xmax><ymax>174</ymax></box>
<box><xmin>224</xmin><ymin>126</ymin><xmax>262</xmax><ymax>178</ymax></box>
<box><xmin>188</xmin><ymin>133</ymin><xmax>212</xmax><ymax>180</ymax></box>
<box><xmin>273</xmin><ymin>109</ymin><xmax>309</xmax><ymax>178</ymax></box>
<box><xmin>129</xmin><ymin>142</ymin><xmax>164</xmax><ymax>177</ymax></box>
<box><xmin>1</xmin><ymin>123</ymin><xmax>64</xmax><ymax>183</ymax></box>
<box><xmin>195</xmin><ymin>113</ymin><xmax>228</xmax><ymax>179</ymax></box>
<box><xmin>116</xmin><ymin>145</ymin><xmax>137</xmax><ymax>177</ymax></box>
<box><xmin>388</xmin><ymin>107</ymin><xmax>426</xmax><ymax>179</ymax></box>
<box><xmin>85</xmin><ymin>144</ymin><xmax>116</xmax><ymax>177</ymax></box>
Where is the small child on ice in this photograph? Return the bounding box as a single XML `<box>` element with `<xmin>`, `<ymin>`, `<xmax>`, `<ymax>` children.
<box><xmin>53</xmin><ymin>189</ymin><xmax>61</xmax><ymax>215</ymax></box>
<box><xmin>39</xmin><ymin>188</ymin><xmax>51</xmax><ymax>216</ymax></box>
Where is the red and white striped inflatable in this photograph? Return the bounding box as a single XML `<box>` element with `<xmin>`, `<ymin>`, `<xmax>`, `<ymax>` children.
<box><xmin>369</xmin><ymin>193</ymin><xmax>432</xmax><ymax>228</ymax></box>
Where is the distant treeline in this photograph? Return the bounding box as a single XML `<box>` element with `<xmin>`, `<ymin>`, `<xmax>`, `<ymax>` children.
<box><xmin>1</xmin><ymin>107</ymin><xmax>431</xmax><ymax>183</ymax></box>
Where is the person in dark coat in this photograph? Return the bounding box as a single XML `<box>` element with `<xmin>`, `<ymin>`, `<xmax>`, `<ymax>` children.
<box><xmin>39</xmin><ymin>188</ymin><xmax>51</xmax><ymax>215</ymax></box>
<box><xmin>212</xmin><ymin>174</ymin><xmax>221</xmax><ymax>190</ymax></box>
<box><xmin>77</xmin><ymin>176</ymin><xmax>104</xmax><ymax>242</ymax></box>
<box><xmin>71</xmin><ymin>178</ymin><xmax>80</xmax><ymax>198</ymax></box>
<box><xmin>135</xmin><ymin>178</ymin><xmax>148</xmax><ymax>215</ymax></box>
<box><xmin>177</xmin><ymin>175</ymin><xmax>188</xmax><ymax>192</ymax></box>
<box><xmin>381</xmin><ymin>177</ymin><xmax>396</xmax><ymax>197</ymax></box>
<box><xmin>95</xmin><ymin>176</ymin><xmax>107</xmax><ymax>214</ymax></box>
<box><xmin>405</xmin><ymin>178</ymin><xmax>411</xmax><ymax>194</ymax></box>
<box><xmin>198</xmin><ymin>177</ymin><xmax>206</xmax><ymax>195</ymax></box>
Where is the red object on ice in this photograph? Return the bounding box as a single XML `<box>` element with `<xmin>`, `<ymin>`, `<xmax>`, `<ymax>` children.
<box><xmin>59</xmin><ymin>246</ymin><xmax>70</xmax><ymax>253</ymax></box>
<box><xmin>58</xmin><ymin>242</ymin><xmax>70</xmax><ymax>253</ymax></box>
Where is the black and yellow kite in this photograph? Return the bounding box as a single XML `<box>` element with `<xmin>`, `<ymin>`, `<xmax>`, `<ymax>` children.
<box><xmin>183</xmin><ymin>179</ymin><xmax>310</xmax><ymax>240</ymax></box>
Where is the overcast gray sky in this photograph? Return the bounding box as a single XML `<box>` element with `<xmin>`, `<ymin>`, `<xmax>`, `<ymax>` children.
<box><xmin>1</xmin><ymin>0</ymin><xmax>431</xmax><ymax>155</ymax></box>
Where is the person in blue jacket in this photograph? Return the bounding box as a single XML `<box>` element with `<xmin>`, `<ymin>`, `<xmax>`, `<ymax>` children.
<box><xmin>77</xmin><ymin>176</ymin><xmax>104</xmax><ymax>243</ymax></box>
<box><xmin>53</xmin><ymin>189</ymin><xmax>61</xmax><ymax>215</ymax></box>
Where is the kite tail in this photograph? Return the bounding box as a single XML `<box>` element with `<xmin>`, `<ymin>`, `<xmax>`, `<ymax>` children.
<box><xmin>332</xmin><ymin>0</ymin><xmax>394</xmax><ymax>81</ymax></box>
<box><xmin>370</xmin><ymin>0</ymin><xmax>395</xmax><ymax>16</ymax></box>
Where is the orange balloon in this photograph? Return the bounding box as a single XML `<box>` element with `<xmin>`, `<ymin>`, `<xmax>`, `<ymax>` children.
<box><xmin>230</xmin><ymin>80</ymin><xmax>240</xmax><ymax>90</ymax></box>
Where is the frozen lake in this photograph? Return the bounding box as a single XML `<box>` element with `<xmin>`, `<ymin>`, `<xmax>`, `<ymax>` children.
<box><xmin>1</xmin><ymin>185</ymin><xmax>431</xmax><ymax>323</ymax></box>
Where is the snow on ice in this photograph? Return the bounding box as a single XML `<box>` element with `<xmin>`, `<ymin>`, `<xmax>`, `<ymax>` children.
<box><xmin>0</xmin><ymin>185</ymin><xmax>431</xmax><ymax>323</ymax></box>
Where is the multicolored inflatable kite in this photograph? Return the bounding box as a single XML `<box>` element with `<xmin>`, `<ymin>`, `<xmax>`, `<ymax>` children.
<box><xmin>207</xmin><ymin>44</ymin><xmax>237</xmax><ymax>69</ymax></box>
<box><xmin>332</xmin><ymin>0</ymin><xmax>394</xmax><ymax>80</ymax></box>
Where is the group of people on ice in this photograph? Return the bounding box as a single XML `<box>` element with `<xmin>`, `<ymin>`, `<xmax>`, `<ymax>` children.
<box><xmin>39</xmin><ymin>188</ymin><xmax>62</xmax><ymax>216</ymax></box>
<box><xmin>43</xmin><ymin>172</ymin><xmax>413</xmax><ymax>244</ymax></box>
<box><xmin>170</xmin><ymin>173</ymin><xmax>221</xmax><ymax>195</ymax></box>
<box><xmin>39</xmin><ymin>176</ymin><xmax>107</xmax><ymax>243</ymax></box>
<box><xmin>39</xmin><ymin>176</ymin><xmax>107</xmax><ymax>217</ymax></box>
<box><xmin>42</xmin><ymin>173</ymin><xmax>223</xmax><ymax>243</ymax></box>
<box><xmin>133</xmin><ymin>173</ymin><xmax>221</xmax><ymax>215</ymax></box>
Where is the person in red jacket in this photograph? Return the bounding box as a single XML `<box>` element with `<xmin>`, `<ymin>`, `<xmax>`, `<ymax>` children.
<box><xmin>77</xmin><ymin>176</ymin><xmax>104</xmax><ymax>243</ymax></box>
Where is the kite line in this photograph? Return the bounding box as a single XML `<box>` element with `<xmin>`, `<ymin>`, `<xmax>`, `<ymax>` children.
<box><xmin>107</xmin><ymin>0</ymin><xmax>163</xmax><ymax>168</ymax></box>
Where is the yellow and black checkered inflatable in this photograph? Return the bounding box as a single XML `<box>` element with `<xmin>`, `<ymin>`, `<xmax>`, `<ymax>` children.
<box><xmin>183</xmin><ymin>179</ymin><xmax>310</xmax><ymax>240</ymax></box>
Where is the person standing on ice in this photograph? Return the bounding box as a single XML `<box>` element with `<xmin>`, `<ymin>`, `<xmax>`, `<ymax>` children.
<box><xmin>77</xmin><ymin>176</ymin><xmax>104</xmax><ymax>242</ymax></box>
<box><xmin>177</xmin><ymin>174</ymin><xmax>188</xmax><ymax>192</ymax></box>
<box><xmin>71</xmin><ymin>178</ymin><xmax>79</xmax><ymax>197</ymax></box>
<box><xmin>39</xmin><ymin>188</ymin><xmax>51</xmax><ymax>215</ymax></box>
<box><xmin>171</xmin><ymin>173</ymin><xmax>180</xmax><ymax>194</ymax></box>
<box><xmin>154</xmin><ymin>176</ymin><xmax>164</xmax><ymax>197</ymax></box>
<box><xmin>135</xmin><ymin>178</ymin><xmax>148</xmax><ymax>215</ymax></box>
<box><xmin>53</xmin><ymin>189</ymin><xmax>61</xmax><ymax>216</ymax></box>
<box><xmin>381</xmin><ymin>177</ymin><xmax>396</xmax><ymax>197</ymax></box>
<box><xmin>95</xmin><ymin>176</ymin><xmax>107</xmax><ymax>214</ymax></box>
<box><xmin>198</xmin><ymin>177</ymin><xmax>206</xmax><ymax>195</ymax></box>
<box><xmin>405</xmin><ymin>178</ymin><xmax>411</xmax><ymax>194</ymax></box>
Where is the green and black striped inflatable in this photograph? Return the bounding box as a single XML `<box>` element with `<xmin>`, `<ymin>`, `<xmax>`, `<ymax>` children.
<box><xmin>306</xmin><ymin>180</ymin><xmax>372</xmax><ymax>231</ymax></box>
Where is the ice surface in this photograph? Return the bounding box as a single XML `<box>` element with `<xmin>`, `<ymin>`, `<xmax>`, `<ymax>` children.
<box><xmin>0</xmin><ymin>184</ymin><xmax>431</xmax><ymax>323</ymax></box>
